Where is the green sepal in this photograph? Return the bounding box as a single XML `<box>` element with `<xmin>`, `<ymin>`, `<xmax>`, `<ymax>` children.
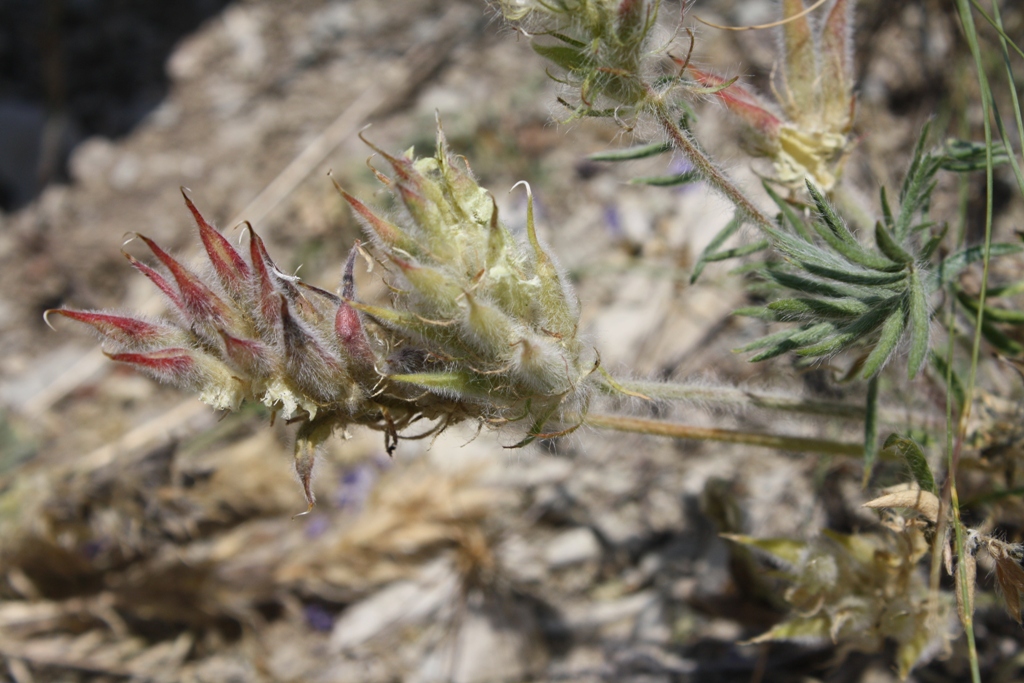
<box><xmin>532</xmin><ymin>42</ymin><xmax>591</xmax><ymax>73</ymax></box>
<box><xmin>746</xmin><ymin>615</ymin><xmax>832</xmax><ymax>645</ymax></box>
<box><xmin>389</xmin><ymin>370</ymin><xmax>498</xmax><ymax>402</ymax></box>
<box><xmin>351</xmin><ymin>302</ymin><xmax>474</xmax><ymax>360</ymax></box>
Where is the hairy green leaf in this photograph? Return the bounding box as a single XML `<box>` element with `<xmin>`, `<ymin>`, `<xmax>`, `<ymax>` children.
<box><xmin>861</xmin><ymin>305</ymin><xmax>906</xmax><ymax>378</ymax></box>
<box><xmin>764</xmin><ymin>182</ymin><xmax>814</xmax><ymax>242</ymax></box>
<box><xmin>935</xmin><ymin>242</ymin><xmax>1023</xmax><ymax>286</ymax></box>
<box><xmin>874</xmin><ymin>221</ymin><xmax>914</xmax><ymax>264</ymax></box>
<box><xmin>629</xmin><ymin>170</ymin><xmax>701</xmax><ymax>186</ymax></box>
<box><xmin>907</xmin><ymin>270</ymin><xmax>930</xmax><ymax>378</ymax></box>
<box><xmin>588</xmin><ymin>141</ymin><xmax>671</xmax><ymax>162</ymax></box>
<box><xmin>882</xmin><ymin>433</ymin><xmax>937</xmax><ymax>494</ymax></box>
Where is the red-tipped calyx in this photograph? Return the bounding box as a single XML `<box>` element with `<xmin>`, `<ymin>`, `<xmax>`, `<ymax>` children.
<box><xmin>335</xmin><ymin>245</ymin><xmax>374</xmax><ymax>364</ymax></box>
<box><xmin>105</xmin><ymin>348</ymin><xmax>197</xmax><ymax>385</ymax></box>
<box><xmin>123</xmin><ymin>250</ymin><xmax>187</xmax><ymax>314</ymax></box>
<box><xmin>131</xmin><ymin>233</ymin><xmax>233</xmax><ymax>326</ymax></box>
<box><xmin>182</xmin><ymin>189</ymin><xmax>251</xmax><ymax>294</ymax></box>
<box><xmin>45</xmin><ymin>309</ymin><xmax>178</xmax><ymax>349</ymax></box>
<box><xmin>279</xmin><ymin>295</ymin><xmax>346</xmax><ymax>403</ymax></box>
<box><xmin>688</xmin><ymin>68</ymin><xmax>782</xmax><ymax>142</ymax></box>
<box><xmin>218</xmin><ymin>329</ymin><xmax>273</xmax><ymax>378</ymax></box>
<box><xmin>245</xmin><ymin>223</ymin><xmax>289</xmax><ymax>327</ymax></box>
<box><xmin>333</xmin><ymin>178</ymin><xmax>410</xmax><ymax>250</ymax></box>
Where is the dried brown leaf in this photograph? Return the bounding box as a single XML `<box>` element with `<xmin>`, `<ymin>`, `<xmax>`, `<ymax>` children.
<box><xmin>994</xmin><ymin>556</ymin><xmax>1024</xmax><ymax>623</ymax></box>
<box><xmin>863</xmin><ymin>487</ymin><xmax>940</xmax><ymax>524</ymax></box>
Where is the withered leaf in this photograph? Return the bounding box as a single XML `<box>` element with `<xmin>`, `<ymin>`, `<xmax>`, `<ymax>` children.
<box><xmin>863</xmin><ymin>486</ymin><xmax>940</xmax><ymax>524</ymax></box>
<box><xmin>994</xmin><ymin>556</ymin><xmax>1024</xmax><ymax>623</ymax></box>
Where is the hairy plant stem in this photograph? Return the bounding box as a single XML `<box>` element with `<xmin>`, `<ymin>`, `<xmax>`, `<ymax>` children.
<box><xmin>585</xmin><ymin>413</ymin><xmax>863</xmax><ymax>457</ymax></box>
<box><xmin>656</xmin><ymin>107</ymin><xmax>775</xmax><ymax>233</ymax></box>
<box><xmin>607</xmin><ymin>379</ymin><xmax>865</xmax><ymax>420</ymax></box>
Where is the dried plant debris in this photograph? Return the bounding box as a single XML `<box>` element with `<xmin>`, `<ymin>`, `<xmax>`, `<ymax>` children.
<box><xmin>724</xmin><ymin>526</ymin><xmax>954</xmax><ymax>679</ymax></box>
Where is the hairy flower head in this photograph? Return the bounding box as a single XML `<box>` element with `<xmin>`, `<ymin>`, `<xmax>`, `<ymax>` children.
<box><xmin>48</xmin><ymin>129</ymin><xmax>595</xmax><ymax>512</ymax></box>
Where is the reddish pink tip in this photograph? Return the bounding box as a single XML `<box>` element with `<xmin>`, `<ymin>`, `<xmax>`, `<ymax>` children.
<box><xmin>106</xmin><ymin>348</ymin><xmax>196</xmax><ymax>384</ymax></box>
<box><xmin>123</xmin><ymin>250</ymin><xmax>187</xmax><ymax>314</ymax></box>
<box><xmin>689</xmin><ymin>68</ymin><xmax>782</xmax><ymax>140</ymax></box>
<box><xmin>218</xmin><ymin>329</ymin><xmax>272</xmax><ymax>377</ymax></box>
<box><xmin>337</xmin><ymin>185</ymin><xmax>406</xmax><ymax>247</ymax></box>
<box><xmin>45</xmin><ymin>309</ymin><xmax>174</xmax><ymax>348</ymax></box>
<box><xmin>132</xmin><ymin>233</ymin><xmax>231</xmax><ymax>326</ymax></box>
<box><xmin>181</xmin><ymin>189</ymin><xmax>251</xmax><ymax>293</ymax></box>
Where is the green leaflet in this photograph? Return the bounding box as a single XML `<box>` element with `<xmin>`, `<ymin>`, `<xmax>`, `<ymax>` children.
<box><xmin>860</xmin><ymin>304</ymin><xmax>907</xmax><ymax>378</ymax></box>
<box><xmin>588</xmin><ymin>141</ymin><xmax>671</xmax><ymax>162</ymax></box>
<box><xmin>628</xmin><ymin>170</ymin><xmax>701</xmax><ymax>187</ymax></box>
<box><xmin>691</xmin><ymin>215</ymin><xmax>743</xmax><ymax>283</ymax></box>
<box><xmin>799</xmin><ymin>262</ymin><xmax>906</xmax><ymax>287</ymax></box>
<box><xmin>795</xmin><ymin>301</ymin><xmax>898</xmax><ymax>359</ymax></box>
<box><xmin>874</xmin><ymin>221</ymin><xmax>914</xmax><ymax>264</ymax></box>
<box><xmin>956</xmin><ymin>289</ymin><xmax>1024</xmax><ymax>324</ymax></box>
<box><xmin>941</xmin><ymin>138</ymin><xmax>1011</xmax><ymax>172</ymax></box>
<box><xmin>768</xmin><ymin>297</ymin><xmax>870</xmax><ymax>319</ymax></box>
<box><xmin>701</xmin><ymin>240</ymin><xmax>769</xmax><ymax>262</ymax></box>
<box><xmin>936</xmin><ymin>242</ymin><xmax>1023</xmax><ymax>286</ymax></box>
<box><xmin>766</xmin><ymin>268</ymin><xmax>877</xmax><ymax>299</ymax></box>
<box><xmin>882</xmin><ymin>434</ymin><xmax>937</xmax><ymax>495</ymax></box>
<box><xmin>748</xmin><ymin>322</ymin><xmax>836</xmax><ymax>361</ymax></box>
<box><xmin>907</xmin><ymin>269</ymin><xmax>930</xmax><ymax>378</ymax></box>
<box><xmin>764</xmin><ymin>182</ymin><xmax>815</xmax><ymax>242</ymax></box>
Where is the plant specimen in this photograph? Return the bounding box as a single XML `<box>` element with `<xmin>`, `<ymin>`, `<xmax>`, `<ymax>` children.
<box><xmin>42</xmin><ymin>0</ymin><xmax>1024</xmax><ymax>679</ymax></box>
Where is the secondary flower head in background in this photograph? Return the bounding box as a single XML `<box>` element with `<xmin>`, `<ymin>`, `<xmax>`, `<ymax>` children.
<box><xmin>689</xmin><ymin>0</ymin><xmax>856</xmax><ymax>191</ymax></box>
<box><xmin>48</xmin><ymin>128</ymin><xmax>595</xmax><ymax>512</ymax></box>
